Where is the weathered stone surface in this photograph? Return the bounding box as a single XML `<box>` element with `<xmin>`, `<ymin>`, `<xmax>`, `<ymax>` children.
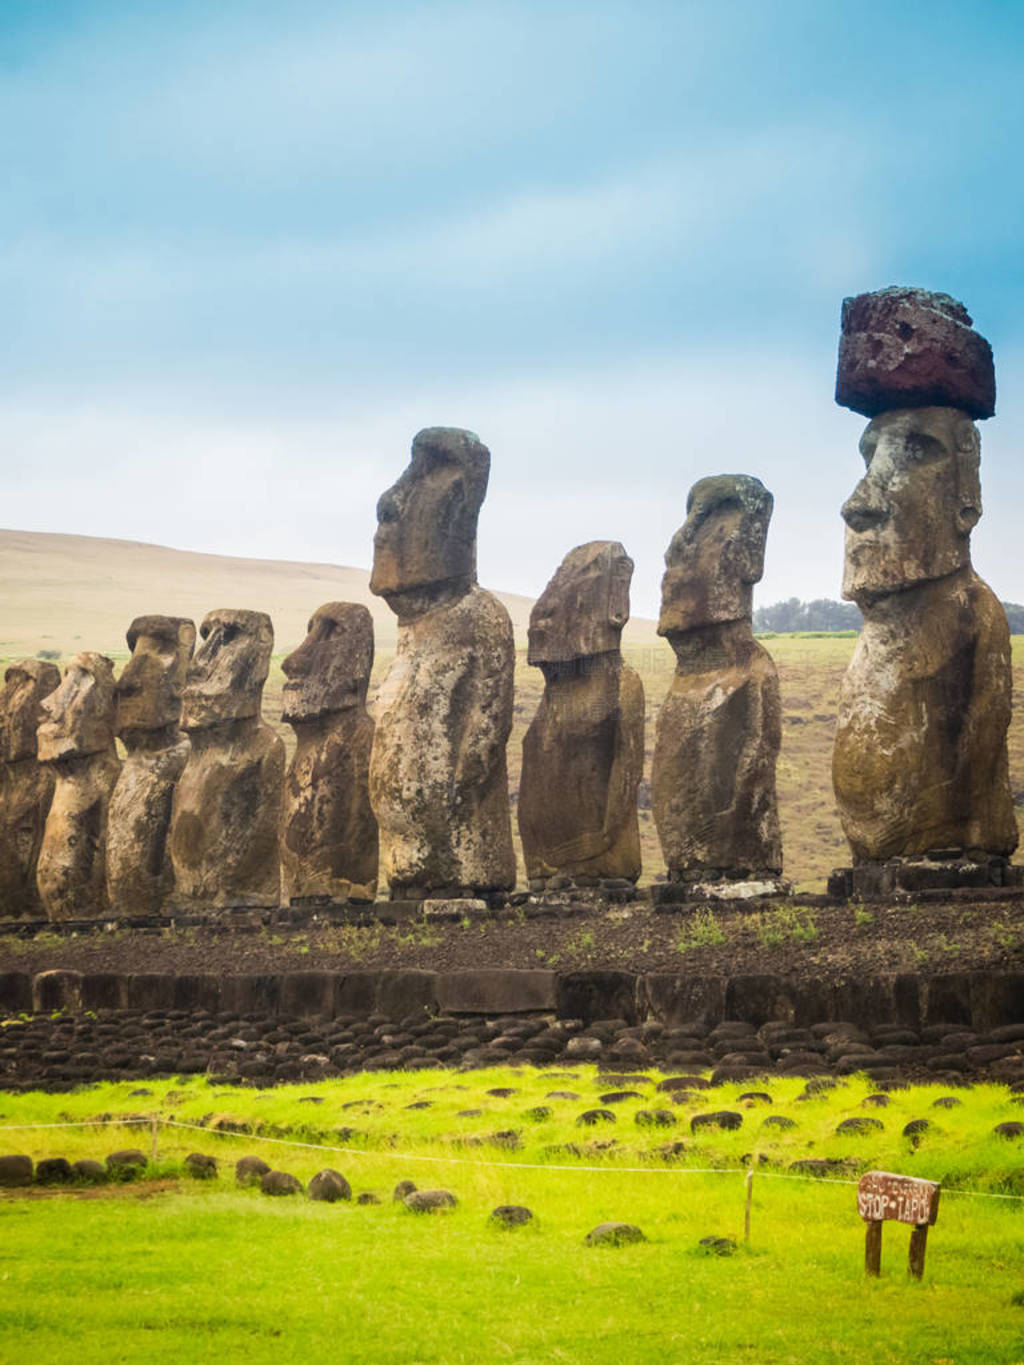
<box><xmin>235</xmin><ymin>1155</ymin><xmax>271</xmax><ymax>1186</ymax></box>
<box><xmin>261</xmin><ymin>1169</ymin><xmax>303</xmax><ymax>1195</ymax></box>
<box><xmin>404</xmin><ymin>1188</ymin><xmax>457</xmax><ymax>1212</ymax></box>
<box><xmin>584</xmin><ymin>1221</ymin><xmax>645</xmax><ymax>1246</ymax></box>
<box><xmin>436</xmin><ymin>969</ymin><xmax>557</xmax><ymax>1015</ymax></box>
<box><xmin>369</xmin><ymin>429</ymin><xmax>515</xmax><ymax>897</ymax></box>
<box><xmin>280</xmin><ymin>602</ymin><xmax>378</xmax><ymax>903</ymax></box>
<box><xmin>490</xmin><ymin>1204</ymin><xmax>534</xmax><ymax>1227</ymax></box>
<box><xmin>106</xmin><ymin>1149</ymin><xmax>147</xmax><ymax>1178</ymax></box>
<box><xmin>833</xmin><ymin>404</ymin><xmax>1017</xmax><ymax>863</ymax></box>
<box><xmin>184</xmin><ymin>1152</ymin><xmax>218</xmax><ymax>1179</ymax></box>
<box><xmin>107</xmin><ymin>616</ymin><xmax>195</xmax><ymax>916</ymax></box>
<box><xmin>519</xmin><ymin>541</ymin><xmax>643</xmax><ymax>884</ymax></box>
<box><xmin>71</xmin><ymin>1159</ymin><xmax>107</xmax><ymax>1183</ymax></box>
<box><xmin>308</xmin><ymin>1168</ymin><xmax>352</xmax><ymax>1202</ymax></box>
<box><xmin>0</xmin><ymin>659</ymin><xmax>59</xmax><ymax>918</ymax></box>
<box><xmin>36</xmin><ymin>654</ymin><xmax>120</xmax><ymax>920</ymax></box>
<box><xmin>836</xmin><ymin>287</ymin><xmax>995</xmax><ymax>420</ymax></box>
<box><xmin>169</xmin><ymin>610</ymin><xmax>285</xmax><ymax>908</ymax></box>
<box><xmin>652</xmin><ymin>476</ymin><xmax>782</xmax><ymax>883</ymax></box>
<box><xmin>0</xmin><ymin>1154</ymin><xmax>33</xmax><ymax>1186</ymax></box>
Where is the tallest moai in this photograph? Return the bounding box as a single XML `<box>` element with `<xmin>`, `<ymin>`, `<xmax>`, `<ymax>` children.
<box><xmin>831</xmin><ymin>287</ymin><xmax>1018</xmax><ymax>893</ymax></box>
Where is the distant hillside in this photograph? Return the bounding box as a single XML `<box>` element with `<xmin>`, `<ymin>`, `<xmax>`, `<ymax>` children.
<box><xmin>0</xmin><ymin>529</ymin><xmax>661</xmax><ymax>659</ymax></box>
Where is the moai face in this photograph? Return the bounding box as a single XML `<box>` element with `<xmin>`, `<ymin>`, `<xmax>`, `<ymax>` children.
<box><xmin>0</xmin><ymin>659</ymin><xmax>61</xmax><ymax>763</ymax></box>
<box><xmin>841</xmin><ymin>407</ymin><xmax>981</xmax><ymax>605</ymax></box>
<box><xmin>36</xmin><ymin>653</ymin><xmax>116</xmax><ymax>762</ymax></box>
<box><xmin>115</xmin><ymin>616</ymin><xmax>196</xmax><ymax>737</ymax></box>
<box><xmin>282</xmin><ymin>602</ymin><xmax>374</xmax><ymax>723</ymax></box>
<box><xmin>370</xmin><ymin>427</ymin><xmax>490</xmax><ymax>601</ymax></box>
<box><xmin>528</xmin><ymin>541</ymin><xmax>633</xmax><ymax>665</ymax></box>
<box><xmin>180</xmin><ymin>609</ymin><xmax>273</xmax><ymax>731</ymax></box>
<box><xmin>658</xmin><ymin>475</ymin><xmax>773</xmax><ymax>636</ymax></box>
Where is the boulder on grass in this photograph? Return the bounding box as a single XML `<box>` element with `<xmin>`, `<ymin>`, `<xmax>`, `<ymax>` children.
<box><xmin>72</xmin><ymin>1159</ymin><xmax>106</xmax><ymax>1184</ymax></box>
<box><xmin>308</xmin><ymin>1169</ymin><xmax>352</xmax><ymax>1203</ymax></box>
<box><xmin>393</xmin><ymin>1180</ymin><xmax>418</xmax><ymax>1201</ymax></box>
<box><xmin>106</xmin><ymin>1150</ymin><xmax>147</xmax><ymax>1179</ymax></box>
<box><xmin>0</xmin><ymin>1155</ymin><xmax>33</xmax><ymax>1187</ymax></box>
<box><xmin>35</xmin><ymin>1157</ymin><xmax>74</xmax><ymax>1185</ymax></box>
<box><xmin>236</xmin><ymin>1155</ymin><xmax>271</xmax><ymax>1186</ymax></box>
<box><xmin>184</xmin><ymin>1152</ymin><xmax>218</xmax><ymax>1180</ymax></box>
<box><xmin>490</xmin><ymin>1205</ymin><xmax>534</xmax><ymax>1228</ymax></box>
<box><xmin>404</xmin><ymin>1189</ymin><xmax>457</xmax><ymax>1213</ymax></box>
<box><xmin>261</xmin><ymin>1170</ymin><xmax>303</xmax><ymax>1196</ymax></box>
<box><xmin>585</xmin><ymin>1221</ymin><xmax>645</xmax><ymax>1246</ymax></box>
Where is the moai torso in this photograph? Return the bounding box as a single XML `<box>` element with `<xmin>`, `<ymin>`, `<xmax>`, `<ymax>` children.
<box><xmin>369</xmin><ymin>428</ymin><xmax>515</xmax><ymax>897</ymax></box>
<box><xmin>518</xmin><ymin>541</ymin><xmax>644</xmax><ymax>885</ymax></box>
<box><xmin>281</xmin><ymin>603</ymin><xmax>378</xmax><ymax>902</ymax></box>
<box><xmin>36</xmin><ymin>654</ymin><xmax>121</xmax><ymax>920</ymax></box>
<box><xmin>169</xmin><ymin>610</ymin><xmax>285</xmax><ymax>908</ymax></box>
<box><xmin>650</xmin><ymin>475</ymin><xmax>783</xmax><ymax>884</ymax></box>
<box><xmin>0</xmin><ymin>660</ymin><xmax>60</xmax><ymax>917</ymax></box>
<box><xmin>831</xmin><ymin>289</ymin><xmax>1016</xmax><ymax>865</ymax></box>
<box><xmin>107</xmin><ymin>616</ymin><xmax>195</xmax><ymax>915</ymax></box>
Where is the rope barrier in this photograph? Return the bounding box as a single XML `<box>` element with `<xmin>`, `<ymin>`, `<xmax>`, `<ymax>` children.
<box><xmin>2</xmin><ymin>1114</ymin><xmax>1024</xmax><ymax>1201</ymax></box>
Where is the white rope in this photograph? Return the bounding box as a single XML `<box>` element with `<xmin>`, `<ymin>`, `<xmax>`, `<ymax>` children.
<box><xmin>4</xmin><ymin>1115</ymin><xmax>1024</xmax><ymax>1201</ymax></box>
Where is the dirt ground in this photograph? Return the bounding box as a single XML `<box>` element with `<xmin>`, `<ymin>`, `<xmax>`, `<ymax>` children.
<box><xmin>4</xmin><ymin>895</ymin><xmax>1024</xmax><ymax>984</ymax></box>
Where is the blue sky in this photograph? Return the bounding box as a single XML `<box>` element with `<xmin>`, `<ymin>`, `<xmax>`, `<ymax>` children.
<box><xmin>3</xmin><ymin>0</ymin><xmax>1023</xmax><ymax>616</ymax></box>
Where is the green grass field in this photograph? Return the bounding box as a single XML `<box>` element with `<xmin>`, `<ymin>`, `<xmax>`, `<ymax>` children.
<box><xmin>4</xmin><ymin>1069</ymin><xmax>1024</xmax><ymax>1362</ymax></box>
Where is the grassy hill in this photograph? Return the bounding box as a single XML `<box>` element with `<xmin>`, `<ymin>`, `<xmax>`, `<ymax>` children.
<box><xmin>3</xmin><ymin>529</ymin><xmax>1022</xmax><ymax>890</ymax></box>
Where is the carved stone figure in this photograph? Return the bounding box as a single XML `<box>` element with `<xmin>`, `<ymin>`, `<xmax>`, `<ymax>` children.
<box><xmin>168</xmin><ymin>609</ymin><xmax>285</xmax><ymax>908</ymax></box>
<box><xmin>651</xmin><ymin>475</ymin><xmax>783</xmax><ymax>892</ymax></box>
<box><xmin>0</xmin><ymin>660</ymin><xmax>60</xmax><ymax>917</ymax></box>
<box><xmin>369</xmin><ymin>427</ymin><xmax>515</xmax><ymax>899</ymax></box>
<box><xmin>518</xmin><ymin>541</ymin><xmax>643</xmax><ymax>889</ymax></box>
<box><xmin>280</xmin><ymin>602</ymin><xmax>378</xmax><ymax>902</ymax></box>
<box><xmin>832</xmin><ymin>290</ymin><xmax>1016</xmax><ymax>880</ymax></box>
<box><xmin>36</xmin><ymin>653</ymin><xmax>121</xmax><ymax>920</ymax></box>
<box><xmin>106</xmin><ymin>616</ymin><xmax>195</xmax><ymax>915</ymax></box>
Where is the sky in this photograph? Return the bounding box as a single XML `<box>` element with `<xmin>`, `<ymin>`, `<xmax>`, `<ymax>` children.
<box><xmin>3</xmin><ymin>0</ymin><xmax>1023</xmax><ymax>618</ymax></box>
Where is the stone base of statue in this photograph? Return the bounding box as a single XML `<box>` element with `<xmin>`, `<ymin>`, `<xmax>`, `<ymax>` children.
<box><xmin>828</xmin><ymin>855</ymin><xmax>1024</xmax><ymax>899</ymax></box>
<box><xmin>527</xmin><ymin>875</ymin><xmax>639</xmax><ymax>904</ymax></box>
<box><xmin>651</xmin><ymin>872</ymin><xmax>791</xmax><ymax>908</ymax></box>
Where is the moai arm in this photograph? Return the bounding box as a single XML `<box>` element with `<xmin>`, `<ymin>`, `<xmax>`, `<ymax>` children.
<box><xmin>451</xmin><ymin>594</ymin><xmax>515</xmax><ymax>797</ymax></box>
<box><xmin>598</xmin><ymin>664</ymin><xmax>644</xmax><ymax>865</ymax></box>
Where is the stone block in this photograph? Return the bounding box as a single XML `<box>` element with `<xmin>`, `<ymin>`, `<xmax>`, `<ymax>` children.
<box><xmin>724</xmin><ymin>975</ymin><xmax>797</xmax><ymax>1025</ymax></box>
<box><xmin>557</xmin><ymin>971</ymin><xmax>639</xmax><ymax>1025</ymax></box>
<box><xmin>80</xmin><ymin>973</ymin><xmax>126</xmax><ymax>1011</ymax></box>
<box><xmin>436</xmin><ymin>970</ymin><xmax>557</xmax><ymax>1015</ymax></box>
<box><xmin>32</xmin><ymin>970</ymin><xmax>83</xmax><ymax>1013</ymax></box>
<box><xmin>836</xmin><ymin>287</ymin><xmax>995</xmax><ymax>419</ymax></box>
<box><xmin>123</xmin><ymin>974</ymin><xmax>176</xmax><ymax>1012</ymax></box>
<box><xmin>641</xmin><ymin>974</ymin><xmax>726</xmax><ymax>1027</ymax></box>
<box><xmin>376</xmin><ymin>971</ymin><xmax>438</xmax><ymax>1020</ymax></box>
<box><xmin>173</xmin><ymin>975</ymin><xmax>221</xmax><ymax>1013</ymax></box>
<box><xmin>0</xmin><ymin>972</ymin><xmax>32</xmax><ymax>1013</ymax></box>
<box><xmin>279</xmin><ymin>972</ymin><xmax>339</xmax><ymax>1019</ymax></box>
<box><xmin>218</xmin><ymin>974</ymin><xmax>281</xmax><ymax>1016</ymax></box>
<box><xmin>334</xmin><ymin>972</ymin><xmax>380</xmax><ymax>1017</ymax></box>
<box><xmin>969</xmin><ymin>973</ymin><xmax>1024</xmax><ymax>1031</ymax></box>
<box><xmin>923</xmin><ymin>974</ymin><xmax>973</xmax><ymax>1028</ymax></box>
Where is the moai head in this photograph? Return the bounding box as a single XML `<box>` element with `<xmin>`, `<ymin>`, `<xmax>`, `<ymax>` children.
<box><xmin>282</xmin><ymin>602</ymin><xmax>374</xmax><ymax>723</ymax></box>
<box><xmin>36</xmin><ymin>653</ymin><xmax>116</xmax><ymax>762</ymax></box>
<box><xmin>0</xmin><ymin>659</ymin><xmax>61</xmax><ymax>763</ymax></box>
<box><xmin>180</xmin><ymin>609</ymin><xmax>274</xmax><ymax>731</ymax></box>
<box><xmin>115</xmin><ymin>616</ymin><xmax>196</xmax><ymax>738</ymax></box>
<box><xmin>370</xmin><ymin>427</ymin><xmax>490</xmax><ymax>605</ymax></box>
<box><xmin>835</xmin><ymin>287</ymin><xmax>995</xmax><ymax>608</ymax></box>
<box><xmin>841</xmin><ymin>408</ymin><xmax>981</xmax><ymax>604</ymax></box>
<box><xmin>528</xmin><ymin>541</ymin><xmax>633</xmax><ymax>667</ymax></box>
<box><xmin>658</xmin><ymin>475</ymin><xmax>773</xmax><ymax>636</ymax></box>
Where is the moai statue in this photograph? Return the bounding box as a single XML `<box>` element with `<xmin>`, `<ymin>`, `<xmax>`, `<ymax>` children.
<box><xmin>518</xmin><ymin>541</ymin><xmax>644</xmax><ymax>894</ymax></box>
<box><xmin>36</xmin><ymin>653</ymin><xmax>121</xmax><ymax>920</ymax></box>
<box><xmin>0</xmin><ymin>660</ymin><xmax>60</xmax><ymax>917</ymax></box>
<box><xmin>651</xmin><ymin>475</ymin><xmax>784</xmax><ymax>899</ymax></box>
<box><xmin>106</xmin><ymin>616</ymin><xmax>196</xmax><ymax>915</ymax></box>
<box><xmin>831</xmin><ymin>287</ymin><xmax>1018</xmax><ymax>894</ymax></box>
<box><xmin>168</xmin><ymin>609</ymin><xmax>285</xmax><ymax>908</ymax></box>
<box><xmin>280</xmin><ymin>602</ymin><xmax>378</xmax><ymax>903</ymax></box>
<box><xmin>369</xmin><ymin>427</ymin><xmax>516</xmax><ymax>901</ymax></box>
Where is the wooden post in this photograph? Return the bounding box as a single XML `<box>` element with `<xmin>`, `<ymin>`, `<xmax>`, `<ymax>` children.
<box><xmin>865</xmin><ymin>1220</ymin><xmax>882</xmax><ymax>1276</ymax></box>
<box><xmin>908</xmin><ymin>1225</ymin><xmax>929</xmax><ymax>1280</ymax></box>
<box><xmin>744</xmin><ymin>1168</ymin><xmax>753</xmax><ymax>1243</ymax></box>
<box><xmin>150</xmin><ymin>1113</ymin><xmax>159</xmax><ymax>1163</ymax></box>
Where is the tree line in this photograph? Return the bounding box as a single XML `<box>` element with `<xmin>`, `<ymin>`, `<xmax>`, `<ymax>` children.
<box><xmin>753</xmin><ymin>598</ymin><xmax>1024</xmax><ymax>634</ymax></box>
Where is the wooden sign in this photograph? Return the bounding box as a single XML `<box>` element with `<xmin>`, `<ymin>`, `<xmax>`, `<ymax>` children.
<box><xmin>857</xmin><ymin>1171</ymin><xmax>940</xmax><ymax>1280</ymax></box>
